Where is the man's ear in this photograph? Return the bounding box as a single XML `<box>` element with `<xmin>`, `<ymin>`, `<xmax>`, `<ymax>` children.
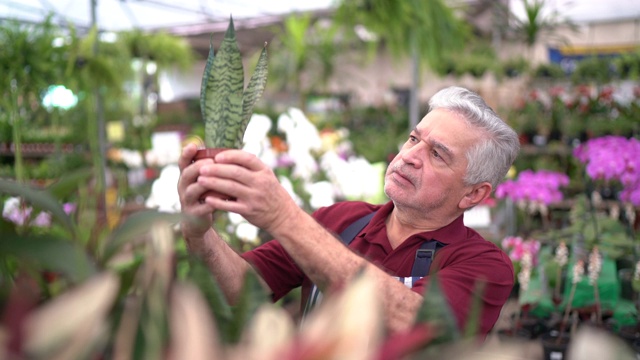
<box><xmin>458</xmin><ymin>182</ymin><xmax>492</xmax><ymax>210</ymax></box>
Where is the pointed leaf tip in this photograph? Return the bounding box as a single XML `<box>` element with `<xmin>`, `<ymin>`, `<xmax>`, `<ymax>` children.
<box><xmin>225</xmin><ymin>15</ymin><xmax>236</xmax><ymax>38</ymax></box>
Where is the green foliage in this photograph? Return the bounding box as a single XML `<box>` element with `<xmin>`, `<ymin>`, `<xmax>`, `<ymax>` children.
<box><xmin>100</xmin><ymin>210</ymin><xmax>182</xmax><ymax>262</ymax></box>
<box><xmin>614</xmin><ymin>50</ymin><xmax>640</xmax><ymax>79</ymax></box>
<box><xmin>506</xmin><ymin>0</ymin><xmax>575</xmax><ymax>49</ymax></box>
<box><xmin>434</xmin><ymin>41</ymin><xmax>502</xmax><ymax>79</ymax></box>
<box><xmin>0</xmin><ymin>17</ymin><xmax>68</xmax><ymax>183</ymax></box>
<box><xmin>226</xmin><ymin>270</ymin><xmax>270</xmax><ymax>343</ymax></box>
<box><xmin>571</xmin><ymin>56</ymin><xmax>615</xmax><ymax>84</ymax></box>
<box><xmin>415</xmin><ymin>276</ymin><xmax>460</xmax><ymax>346</ymax></box>
<box><xmin>540</xmin><ymin>194</ymin><xmax>635</xmax><ymax>259</ymax></box>
<box><xmin>201</xmin><ymin>18</ymin><xmax>268</xmax><ymax>149</ymax></box>
<box><xmin>342</xmin><ymin>105</ymin><xmax>409</xmax><ymax>163</ymax></box>
<box><xmin>183</xmin><ymin>256</ymin><xmax>234</xmax><ymax>339</ymax></box>
<box><xmin>267</xmin><ymin>13</ymin><xmax>339</xmax><ymax>110</ymax></box>
<box><xmin>118</xmin><ymin>29</ymin><xmax>194</xmax><ymax>71</ymax></box>
<box><xmin>531</xmin><ymin>62</ymin><xmax>566</xmax><ymax>80</ymax></box>
<box><xmin>501</xmin><ymin>57</ymin><xmax>531</xmax><ymax>78</ymax></box>
<box><xmin>0</xmin><ymin>167</ymin><xmax>275</xmax><ymax>353</ymax></box>
<box><xmin>334</xmin><ymin>0</ymin><xmax>469</xmax><ymax>72</ymax></box>
<box><xmin>0</xmin><ymin>232</ymin><xmax>96</xmax><ymax>283</ymax></box>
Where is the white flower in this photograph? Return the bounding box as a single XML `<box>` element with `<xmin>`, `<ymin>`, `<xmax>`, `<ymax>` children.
<box><xmin>2</xmin><ymin>197</ymin><xmax>20</xmax><ymax>218</ymax></box>
<box><xmin>277</xmin><ymin>108</ymin><xmax>322</xmax><ymax>182</ymax></box>
<box><xmin>587</xmin><ymin>247</ymin><xmax>602</xmax><ymax>286</ymax></box>
<box><xmin>228</xmin><ymin>212</ymin><xmax>246</xmax><ymax>225</ymax></box>
<box><xmin>242</xmin><ymin>114</ymin><xmax>278</xmax><ymax>168</ymax></box>
<box><xmin>235</xmin><ymin>222</ymin><xmax>260</xmax><ymax>245</ymax></box>
<box><xmin>572</xmin><ymin>260</ymin><xmax>585</xmax><ymax>284</ymax></box>
<box><xmin>243</xmin><ymin>114</ymin><xmax>272</xmax><ymax>145</ymax></box>
<box><xmin>147</xmin><ymin>131</ymin><xmax>182</xmax><ymax>166</ymax></box>
<box><xmin>319</xmin><ymin>151</ymin><xmax>384</xmax><ymax>202</ymax></box>
<box><xmin>554</xmin><ymin>241</ymin><xmax>568</xmax><ymax>267</ymax></box>
<box><xmin>518</xmin><ymin>251</ymin><xmax>533</xmax><ymax>292</ymax></box>
<box><xmin>305</xmin><ymin>181</ymin><xmax>336</xmax><ymax>209</ymax></box>
<box><xmin>145</xmin><ymin>164</ymin><xmax>181</xmax><ymax>213</ymax></box>
<box><xmin>277</xmin><ymin>176</ymin><xmax>303</xmax><ymax>207</ymax></box>
<box><xmin>120</xmin><ymin>149</ymin><xmax>144</xmax><ymax>168</ymax></box>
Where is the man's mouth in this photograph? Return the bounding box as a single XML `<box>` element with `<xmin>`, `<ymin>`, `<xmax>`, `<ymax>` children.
<box><xmin>392</xmin><ymin>168</ymin><xmax>414</xmax><ymax>186</ymax></box>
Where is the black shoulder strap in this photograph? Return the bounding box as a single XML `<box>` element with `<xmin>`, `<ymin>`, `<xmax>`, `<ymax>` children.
<box><xmin>412</xmin><ymin>240</ymin><xmax>446</xmax><ymax>277</ymax></box>
<box><xmin>337</xmin><ymin>210</ymin><xmax>445</xmax><ymax>278</ymax></box>
<box><xmin>338</xmin><ymin>211</ymin><xmax>377</xmax><ymax>245</ymax></box>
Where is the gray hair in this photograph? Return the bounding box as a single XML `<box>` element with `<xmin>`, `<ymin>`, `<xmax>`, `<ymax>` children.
<box><xmin>428</xmin><ymin>86</ymin><xmax>520</xmax><ymax>190</ymax></box>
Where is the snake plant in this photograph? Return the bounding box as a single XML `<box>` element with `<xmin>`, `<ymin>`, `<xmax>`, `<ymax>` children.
<box><xmin>200</xmin><ymin>17</ymin><xmax>268</xmax><ymax>149</ymax></box>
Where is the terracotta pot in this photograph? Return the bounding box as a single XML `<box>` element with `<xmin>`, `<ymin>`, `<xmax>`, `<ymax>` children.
<box><xmin>193</xmin><ymin>148</ymin><xmax>235</xmax><ymax>201</ymax></box>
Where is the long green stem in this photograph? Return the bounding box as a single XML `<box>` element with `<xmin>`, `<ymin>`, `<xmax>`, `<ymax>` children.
<box><xmin>594</xmin><ymin>284</ymin><xmax>602</xmax><ymax>325</ymax></box>
<box><xmin>558</xmin><ymin>283</ymin><xmax>577</xmax><ymax>344</ymax></box>
<box><xmin>9</xmin><ymin>88</ymin><xmax>24</xmax><ymax>184</ymax></box>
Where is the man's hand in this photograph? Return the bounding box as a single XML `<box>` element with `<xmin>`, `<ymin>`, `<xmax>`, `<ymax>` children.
<box><xmin>177</xmin><ymin>143</ymin><xmax>217</xmax><ymax>240</ymax></box>
<box><xmin>196</xmin><ymin>149</ymin><xmax>300</xmax><ymax>235</ymax></box>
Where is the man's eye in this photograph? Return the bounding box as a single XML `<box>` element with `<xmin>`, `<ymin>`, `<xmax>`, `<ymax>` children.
<box><xmin>409</xmin><ymin>135</ymin><xmax>418</xmax><ymax>142</ymax></box>
<box><xmin>432</xmin><ymin>150</ymin><xmax>442</xmax><ymax>159</ymax></box>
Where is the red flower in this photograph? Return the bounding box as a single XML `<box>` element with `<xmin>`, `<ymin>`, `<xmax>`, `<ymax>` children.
<box><xmin>549</xmin><ymin>86</ymin><xmax>564</xmax><ymax>98</ymax></box>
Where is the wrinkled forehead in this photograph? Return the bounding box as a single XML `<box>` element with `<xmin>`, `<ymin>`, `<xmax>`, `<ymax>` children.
<box><xmin>416</xmin><ymin>109</ymin><xmax>484</xmax><ymax>156</ymax></box>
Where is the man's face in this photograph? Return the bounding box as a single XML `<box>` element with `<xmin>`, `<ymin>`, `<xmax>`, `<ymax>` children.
<box><xmin>384</xmin><ymin>108</ymin><xmax>483</xmax><ymax>214</ymax></box>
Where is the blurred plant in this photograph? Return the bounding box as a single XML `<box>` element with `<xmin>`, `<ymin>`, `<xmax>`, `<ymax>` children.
<box><xmin>553</xmin><ymin>241</ymin><xmax>569</xmax><ymax>304</ymax></box>
<box><xmin>508</xmin><ymin>85</ymin><xmax>639</xmax><ymax>147</ymax></box>
<box><xmin>447</xmin><ymin>42</ymin><xmax>500</xmax><ymax>79</ymax></box>
<box><xmin>334</xmin><ymin>0</ymin><xmax>469</xmax><ymax>128</ymax></box>
<box><xmin>614</xmin><ymin>50</ymin><xmax>640</xmax><ymax>80</ymax></box>
<box><xmin>117</xmin><ymin>29</ymin><xmax>195</xmax><ymax>155</ymax></box>
<box><xmin>558</xmin><ymin>260</ymin><xmax>584</xmax><ymax>341</ymax></box>
<box><xmin>2</xmin><ymin>196</ymin><xmax>75</xmax><ymax>229</ymax></box>
<box><xmin>531</xmin><ymin>62</ymin><xmax>566</xmax><ymax>80</ymax></box>
<box><xmin>633</xmin><ymin>260</ymin><xmax>640</xmax><ymax>301</ymax></box>
<box><xmin>0</xmin><ymin>17</ymin><xmax>68</xmax><ymax>184</ymax></box>
<box><xmin>269</xmin><ymin>13</ymin><xmax>338</xmax><ymax>112</ymax></box>
<box><xmin>503</xmin><ymin>0</ymin><xmax>576</xmax><ymax>58</ymax></box>
<box><xmin>501</xmin><ymin>56</ymin><xmax>530</xmax><ymax>79</ymax></box>
<box><xmin>0</xmin><ymin>171</ymin><xmax>494</xmax><ymax>358</ymax></box>
<box><xmin>587</xmin><ymin>246</ymin><xmax>603</xmax><ymax>325</ymax></box>
<box><xmin>572</xmin><ymin>56</ymin><xmax>615</xmax><ymax>85</ymax></box>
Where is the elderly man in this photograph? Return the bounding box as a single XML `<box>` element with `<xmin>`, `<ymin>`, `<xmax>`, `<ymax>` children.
<box><xmin>177</xmin><ymin>86</ymin><xmax>520</xmax><ymax>336</ymax></box>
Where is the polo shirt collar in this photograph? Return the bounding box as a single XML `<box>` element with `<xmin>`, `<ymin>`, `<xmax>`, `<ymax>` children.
<box><xmin>358</xmin><ymin>201</ymin><xmax>467</xmax><ymax>247</ymax></box>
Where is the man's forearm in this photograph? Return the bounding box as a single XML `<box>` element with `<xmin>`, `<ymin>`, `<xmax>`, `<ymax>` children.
<box><xmin>184</xmin><ymin>228</ymin><xmax>255</xmax><ymax>304</ymax></box>
<box><xmin>269</xmin><ymin>209</ymin><xmax>423</xmax><ymax>332</ymax></box>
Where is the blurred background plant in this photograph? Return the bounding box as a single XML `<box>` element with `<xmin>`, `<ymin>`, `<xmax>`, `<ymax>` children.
<box><xmin>1</xmin><ymin>0</ymin><xmax>640</xmax><ymax>357</ymax></box>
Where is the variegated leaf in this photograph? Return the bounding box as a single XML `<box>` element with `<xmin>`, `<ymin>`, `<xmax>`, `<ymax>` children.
<box><xmin>239</xmin><ymin>45</ymin><xmax>268</xmax><ymax>146</ymax></box>
<box><xmin>200</xmin><ymin>35</ymin><xmax>215</xmax><ymax>121</ymax></box>
<box><xmin>204</xmin><ymin>17</ymin><xmax>245</xmax><ymax>148</ymax></box>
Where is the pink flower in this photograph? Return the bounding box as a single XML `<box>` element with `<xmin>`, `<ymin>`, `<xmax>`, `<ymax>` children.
<box><xmin>501</xmin><ymin>236</ymin><xmax>541</xmax><ymax>266</ymax></box>
<box><xmin>63</xmin><ymin>203</ymin><xmax>76</xmax><ymax>215</ymax></box>
<box><xmin>496</xmin><ymin>170</ymin><xmax>569</xmax><ymax>205</ymax></box>
<box><xmin>575</xmin><ymin>136</ymin><xmax>640</xmax><ymax>206</ymax></box>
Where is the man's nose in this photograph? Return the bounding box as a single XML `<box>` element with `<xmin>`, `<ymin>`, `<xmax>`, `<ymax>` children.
<box><xmin>401</xmin><ymin>144</ymin><xmax>424</xmax><ymax>168</ymax></box>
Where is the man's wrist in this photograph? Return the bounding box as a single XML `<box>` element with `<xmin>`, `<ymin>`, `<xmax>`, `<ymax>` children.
<box><xmin>183</xmin><ymin>230</ymin><xmax>214</xmax><ymax>260</ymax></box>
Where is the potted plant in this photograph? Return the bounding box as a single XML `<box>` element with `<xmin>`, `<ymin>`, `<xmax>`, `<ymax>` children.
<box><xmin>194</xmin><ymin>16</ymin><xmax>268</xmax><ymax>177</ymax></box>
<box><xmin>540</xmin><ymin>260</ymin><xmax>584</xmax><ymax>360</ymax></box>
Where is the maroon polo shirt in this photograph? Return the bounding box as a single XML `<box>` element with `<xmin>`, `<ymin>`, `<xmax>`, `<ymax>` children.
<box><xmin>241</xmin><ymin>200</ymin><xmax>514</xmax><ymax>336</ymax></box>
